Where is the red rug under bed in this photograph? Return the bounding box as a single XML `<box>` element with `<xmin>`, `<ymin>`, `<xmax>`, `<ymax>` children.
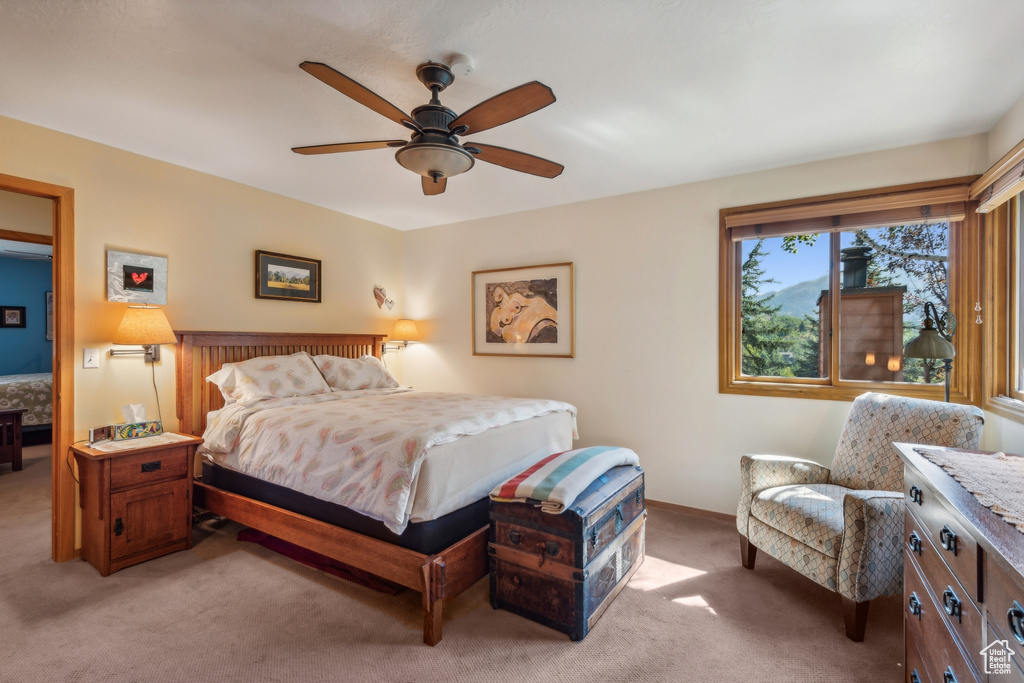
<box><xmin>237</xmin><ymin>528</ymin><xmax>403</xmax><ymax>595</ymax></box>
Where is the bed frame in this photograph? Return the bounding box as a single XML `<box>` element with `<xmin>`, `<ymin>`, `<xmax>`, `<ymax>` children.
<box><xmin>175</xmin><ymin>331</ymin><xmax>489</xmax><ymax>646</ymax></box>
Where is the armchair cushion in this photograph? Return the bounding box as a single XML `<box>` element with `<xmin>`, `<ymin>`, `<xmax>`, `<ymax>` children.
<box><xmin>830</xmin><ymin>393</ymin><xmax>984</xmax><ymax>491</ymax></box>
<box><xmin>750</xmin><ymin>484</ymin><xmax>847</xmax><ymax>556</ymax></box>
<box><xmin>837</xmin><ymin>490</ymin><xmax>905</xmax><ymax>601</ymax></box>
<box><xmin>737</xmin><ymin>454</ymin><xmax>831</xmax><ymax>535</ymax></box>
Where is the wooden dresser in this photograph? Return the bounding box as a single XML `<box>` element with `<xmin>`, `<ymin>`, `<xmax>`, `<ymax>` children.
<box><xmin>896</xmin><ymin>443</ymin><xmax>1024</xmax><ymax>683</ymax></box>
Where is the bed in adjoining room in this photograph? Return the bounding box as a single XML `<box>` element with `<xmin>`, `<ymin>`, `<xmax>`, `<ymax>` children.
<box><xmin>0</xmin><ymin>372</ymin><xmax>53</xmax><ymax>443</ymax></box>
<box><xmin>176</xmin><ymin>330</ymin><xmax>577</xmax><ymax>645</ymax></box>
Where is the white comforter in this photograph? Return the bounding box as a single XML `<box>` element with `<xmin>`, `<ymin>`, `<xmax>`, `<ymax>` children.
<box><xmin>200</xmin><ymin>389</ymin><xmax>578</xmax><ymax>534</ymax></box>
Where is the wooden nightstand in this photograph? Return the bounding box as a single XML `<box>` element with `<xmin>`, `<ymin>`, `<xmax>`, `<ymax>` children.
<box><xmin>73</xmin><ymin>434</ymin><xmax>203</xmax><ymax>576</ymax></box>
<box><xmin>0</xmin><ymin>408</ymin><xmax>27</xmax><ymax>471</ymax></box>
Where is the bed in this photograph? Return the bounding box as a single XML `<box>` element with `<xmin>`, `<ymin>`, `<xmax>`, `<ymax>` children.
<box><xmin>175</xmin><ymin>331</ymin><xmax>576</xmax><ymax>645</ymax></box>
<box><xmin>0</xmin><ymin>372</ymin><xmax>53</xmax><ymax>426</ymax></box>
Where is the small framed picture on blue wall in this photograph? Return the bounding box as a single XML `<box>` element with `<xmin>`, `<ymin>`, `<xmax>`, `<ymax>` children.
<box><xmin>1</xmin><ymin>306</ymin><xmax>26</xmax><ymax>328</ymax></box>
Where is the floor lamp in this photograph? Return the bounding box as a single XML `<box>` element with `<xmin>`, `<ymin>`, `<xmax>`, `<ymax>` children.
<box><xmin>904</xmin><ymin>302</ymin><xmax>956</xmax><ymax>402</ymax></box>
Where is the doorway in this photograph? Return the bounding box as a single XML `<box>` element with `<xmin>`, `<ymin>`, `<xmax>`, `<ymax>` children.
<box><xmin>0</xmin><ymin>172</ymin><xmax>75</xmax><ymax>562</ymax></box>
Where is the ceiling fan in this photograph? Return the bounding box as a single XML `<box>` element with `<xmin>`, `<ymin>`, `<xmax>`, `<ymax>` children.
<box><xmin>292</xmin><ymin>60</ymin><xmax>563</xmax><ymax>196</ymax></box>
<box><xmin>2</xmin><ymin>248</ymin><xmax>51</xmax><ymax>261</ymax></box>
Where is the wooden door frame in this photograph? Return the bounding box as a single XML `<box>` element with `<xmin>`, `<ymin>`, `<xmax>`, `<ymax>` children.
<box><xmin>0</xmin><ymin>172</ymin><xmax>75</xmax><ymax>562</ymax></box>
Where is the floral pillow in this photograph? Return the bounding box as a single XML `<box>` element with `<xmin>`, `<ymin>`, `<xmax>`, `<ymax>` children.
<box><xmin>312</xmin><ymin>354</ymin><xmax>399</xmax><ymax>391</ymax></box>
<box><xmin>207</xmin><ymin>352</ymin><xmax>331</xmax><ymax>403</ymax></box>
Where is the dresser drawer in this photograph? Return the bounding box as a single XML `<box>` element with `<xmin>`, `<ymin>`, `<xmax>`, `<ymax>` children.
<box><xmin>985</xmin><ymin>556</ymin><xmax>1024</xmax><ymax>682</ymax></box>
<box><xmin>905</xmin><ymin>556</ymin><xmax>981</xmax><ymax>683</ymax></box>
<box><xmin>906</xmin><ymin>467</ymin><xmax>981</xmax><ymax>604</ymax></box>
<box><xmin>905</xmin><ymin>509</ymin><xmax>984</xmax><ymax>673</ymax></box>
<box><xmin>906</xmin><ymin>627</ymin><xmax>931</xmax><ymax>683</ymax></box>
<box><xmin>110</xmin><ymin>446</ymin><xmax>188</xmax><ymax>489</ymax></box>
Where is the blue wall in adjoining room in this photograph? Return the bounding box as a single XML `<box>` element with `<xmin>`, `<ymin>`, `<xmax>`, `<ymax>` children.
<box><xmin>0</xmin><ymin>256</ymin><xmax>53</xmax><ymax>374</ymax></box>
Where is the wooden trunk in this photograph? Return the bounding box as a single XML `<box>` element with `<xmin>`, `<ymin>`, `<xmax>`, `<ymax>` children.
<box><xmin>488</xmin><ymin>465</ymin><xmax>646</xmax><ymax>641</ymax></box>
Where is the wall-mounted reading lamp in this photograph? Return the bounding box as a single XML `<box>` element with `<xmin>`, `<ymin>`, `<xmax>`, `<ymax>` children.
<box><xmin>109</xmin><ymin>305</ymin><xmax>177</xmax><ymax>362</ymax></box>
<box><xmin>904</xmin><ymin>301</ymin><xmax>956</xmax><ymax>402</ymax></box>
<box><xmin>383</xmin><ymin>319</ymin><xmax>422</xmax><ymax>355</ymax></box>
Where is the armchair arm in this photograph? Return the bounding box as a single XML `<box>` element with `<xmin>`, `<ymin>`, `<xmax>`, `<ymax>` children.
<box><xmin>737</xmin><ymin>455</ymin><xmax>831</xmax><ymax>535</ymax></box>
<box><xmin>837</xmin><ymin>490</ymin><xmax>905</xmax><ymax>602</ymax></box>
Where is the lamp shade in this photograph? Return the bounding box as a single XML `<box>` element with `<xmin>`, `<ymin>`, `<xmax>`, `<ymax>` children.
<box><xmin>390</xmin><ymin>319</ymin><xmax>421</xmax><ymax>343</ymax></box>
<box><xmin>113</xmin><ymin>306</ymin><xmax>177</xmax><ymax>346</ymax></box>
<box><xmin>904</xmin><ymin>328</ymin><xmax>955</xmax><ymax>360</ymax></box>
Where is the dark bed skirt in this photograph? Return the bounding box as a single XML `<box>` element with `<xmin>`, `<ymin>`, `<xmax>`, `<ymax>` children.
<box><xmin>200</xmin><ymin>461</ymin><xmax>489</xmax><ymax>556</ymax></box>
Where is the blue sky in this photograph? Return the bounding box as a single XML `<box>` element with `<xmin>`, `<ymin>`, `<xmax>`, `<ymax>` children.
<box><xmin>743</xmin><ymin>235</ymin><xmax>830</xmax><ymax>293</ymax></box>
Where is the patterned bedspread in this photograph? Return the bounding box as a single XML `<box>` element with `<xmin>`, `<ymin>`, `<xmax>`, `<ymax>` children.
<box><xmin>0</xmin><ymin>373</ymin><xmax>53</xmax><ymax>426</ymax></box>
<box><xmin>200</xmin><ymin>389</ymin><xmax>578</xmax><ymax>534</ymax></box>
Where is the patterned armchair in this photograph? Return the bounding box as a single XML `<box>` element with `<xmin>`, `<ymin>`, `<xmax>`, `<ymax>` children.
<box><xmin>736</xmin><ymin>392</ymin><xmax>984</xmax><ymax>641</ymax></box>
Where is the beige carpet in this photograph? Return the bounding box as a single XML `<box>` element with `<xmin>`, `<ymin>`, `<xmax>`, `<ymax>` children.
<box><xmin>2</xmin><ymin>445</ymin><xmax>903</xmax><ymax>682</ymax></box>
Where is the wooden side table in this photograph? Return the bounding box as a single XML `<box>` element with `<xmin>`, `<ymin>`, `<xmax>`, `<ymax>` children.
<box><xmin>72</xmin><ymin>434</ymin><xmax>204</xmax><ymax>576</ymax></box>
<box><xmin>0</xmin><ymin>408</ymin><xmax>27</xmax><ymax>471</ymax></box>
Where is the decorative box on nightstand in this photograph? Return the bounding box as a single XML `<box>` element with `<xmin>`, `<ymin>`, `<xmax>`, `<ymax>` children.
<box><xmin>72</xmin><ymin>434</ymin><xmax>203</xmax><ymax>576</ymax></box>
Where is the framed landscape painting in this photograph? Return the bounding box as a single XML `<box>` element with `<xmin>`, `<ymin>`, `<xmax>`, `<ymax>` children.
<box><xmin>255</xmin><ymin>250</ymin><xmax>322</xmax><ymax>303</ymax></box>
<box><xmin>472</xmin><ymin>262</ymin><xmax>574</xmax><ymax>357</ymax></box>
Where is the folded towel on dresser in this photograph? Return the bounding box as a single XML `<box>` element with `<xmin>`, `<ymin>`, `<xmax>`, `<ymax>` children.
<box><xmin>490</xmin><ymin>446</ymin><xmax>640</xmax><ymax>514</ymax></box>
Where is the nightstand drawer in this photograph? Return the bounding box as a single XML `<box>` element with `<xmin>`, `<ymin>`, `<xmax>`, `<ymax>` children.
<box><xmin>110</xmin><ymin>478</ymin><xmax>189</xmax><ymax>560</ymax></box>
<box><xmin>906</xmin><ymin>467</ymin><xmax>980</xmax><ymax>604</ymax></box>
<box><xmin>110</xmin><ymin>446</ymin><xmax>188</xmax><ymax>489</ymax></box>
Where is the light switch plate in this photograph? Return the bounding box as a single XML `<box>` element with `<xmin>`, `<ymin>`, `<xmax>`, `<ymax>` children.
<box><xmin>83</xmin><ymin>348</ymin><xmax>99</xmax><ymax>368</ymax></box>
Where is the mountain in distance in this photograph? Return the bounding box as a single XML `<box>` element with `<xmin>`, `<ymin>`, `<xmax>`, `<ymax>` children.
<box><xmin>761</xmin><ymin>275</ymin><xmax>828</xmax><ymax>318</ymax></box>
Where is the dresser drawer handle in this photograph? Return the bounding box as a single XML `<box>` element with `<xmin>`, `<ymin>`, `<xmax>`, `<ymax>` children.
<box><xmin>939</xmin><ymin>525</ymin><xmax>958</xmax><ymax>555</ymax></box>
<box><xmin>942</xmin><ymin>667</ymin><xmax>958</xmax><ymax>683</ymax></box>
<box><xmin>908</xmin><ymin>531</ymin><xmax>922</xmax><ymax>556</ymax></box>
<box><xmin>941</xmin><ymin>587</ymin><xmax>962</xmax><ymax>623</ymax></box>
<box><xmin>141</xmin><ymin>460</ymin><xmax>162</xmax><ymax>472</ymax></box>
<box><xmin>910</xmin><ymin>670</ymin><xmax>921</xmax><ymax>683</ymax></box>
<box><xmin>908</xmin><ymin>593</ymin><xmax>922</xmax><ymax>619</ymax></box>
<box><xmin>908</xmin><ymin>485</ymin><xmax>924</xmax><ymax>505</ymax></box>
<box><xmin>1009</xmin><ymin>601</ymin><xmax>1024</xmax><ymax>645</ymax></box>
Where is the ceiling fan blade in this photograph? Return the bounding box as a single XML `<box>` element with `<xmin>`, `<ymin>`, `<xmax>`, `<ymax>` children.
<box><xmin>450</xmin><ymin>82</ymin><xmax>555</xmax><ymax>135</ymax></box>
<box><xmin>292</xmin><ymin>140</ymin><xmax>406</xmax><ymax>155</ymax></box>
<box><xmin>472</xmin><ymin>144</ymin><xmax>564</xmax><ymax>178</ymax></box>
<box><xmin>422</xmin><ymin>175</ymin><xmax>447</xmax><ymax>196</ymax></box>
<box><xmin>300</xmin><ymin>61</ymin><xmax>411</xmax><ymax>127</ymax></box>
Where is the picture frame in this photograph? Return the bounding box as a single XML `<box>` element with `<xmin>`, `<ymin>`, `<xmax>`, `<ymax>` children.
<box><xmin>45</xmin><ymin>291</ymin><xmax>53</xmax><ymax>341</ymax></box>
<box><xmin>472</xmin><ymin>262</ymin><xmax>574</xmax><ymax>357</ymax></box>
<box><xmin>107</xmin><ymin>250</ymin><xmax>168</xmax><ymax>304</ymax></box>
<box><xmin>1</xmin><ymin>306</ymin><xmax>26</xmax><ymax>329</ymax></box>
<box><xmin>255</xmin><ymin>250</ymin><xmax>322</xmax><ymax>303</ymax></box>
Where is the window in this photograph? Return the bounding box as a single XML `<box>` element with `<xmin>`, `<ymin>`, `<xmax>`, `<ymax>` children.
<box><xmin>720</xmin><ymin>178</ymin><xmax>978</xmax><ymax>402</ymax></box>
<box><xmin>978</xmin><ymin>135</ymin><xmax>1024</xmax><ymax>422</ymax></box>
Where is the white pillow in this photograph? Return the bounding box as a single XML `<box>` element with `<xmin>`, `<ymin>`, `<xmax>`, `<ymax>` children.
<box><xmin>312</xmin><ymin>354</ymin><xmax>399</xmax><ymax>391</ymax></box>
<box><xmin>206</xmin><ymin>352</ymin><xmax>331</xmax><ymax>403</ymax></box>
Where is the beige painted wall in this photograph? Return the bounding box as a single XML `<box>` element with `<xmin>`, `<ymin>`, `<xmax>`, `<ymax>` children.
<box><xmin>401</xmin><ymin>134</ymin><xmax>1002</xmax><ymax>515</ymax></box>
<box><xmin>0</xmin><ymin>188</ymin><xmax>52</xmax><ymax>236</ymax></box>
<box><xmin>987</xmin><ymin>89</ymin><xmax>1024</xmax><ymax>166</ymax></box>
<box><xmin>0</xmin><ymin>115</ymin><xmax>404</xmax><ymax>437</ymax></box>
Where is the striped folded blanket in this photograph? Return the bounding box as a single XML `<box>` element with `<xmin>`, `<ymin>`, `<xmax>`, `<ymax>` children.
<box><xmin>490</xmin><ymin>446</ymin><xmax>641</xmax><ymax>514</ymax></box>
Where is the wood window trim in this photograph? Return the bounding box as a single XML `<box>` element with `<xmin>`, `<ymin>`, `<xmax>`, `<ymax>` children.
<box><xmin>719</xmin><ymin>176</ymin><xmax>981</xmax><ymax>403</ymax></box>
<box><xmin>981</xmin><ymin>197</ymin><xmax>1024</xmax><ymax>423</ymax></box>
<box><xmin>971</xmin><ymin>137</ymin><xmax>1024</xmax><ymax>213</ymax></box>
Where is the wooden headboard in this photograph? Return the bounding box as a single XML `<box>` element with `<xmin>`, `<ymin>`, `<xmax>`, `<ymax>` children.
<box><xmin>174</xmin><ymin>331</ymin><xmax>386</xmax><ymax>436</ymax></box>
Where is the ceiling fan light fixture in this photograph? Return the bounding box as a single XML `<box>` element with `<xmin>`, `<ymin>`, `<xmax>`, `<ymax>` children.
<box><xmin>395</xmin><ymin>141</ymin><xmax>474</xmax><ymax>179</ymax></box>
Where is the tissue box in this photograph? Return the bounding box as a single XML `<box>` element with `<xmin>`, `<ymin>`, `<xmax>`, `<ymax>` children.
<box><xmin>113</xmin><ymin>420</ymin><xmax>163</xmax><ymax>440</ymax></box>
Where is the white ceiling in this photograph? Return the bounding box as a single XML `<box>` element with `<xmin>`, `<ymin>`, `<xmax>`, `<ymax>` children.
<box><xmin>2</xmin><ymin>1</ymin><xmax>1024</xmax><ymax>231</ymax></box>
